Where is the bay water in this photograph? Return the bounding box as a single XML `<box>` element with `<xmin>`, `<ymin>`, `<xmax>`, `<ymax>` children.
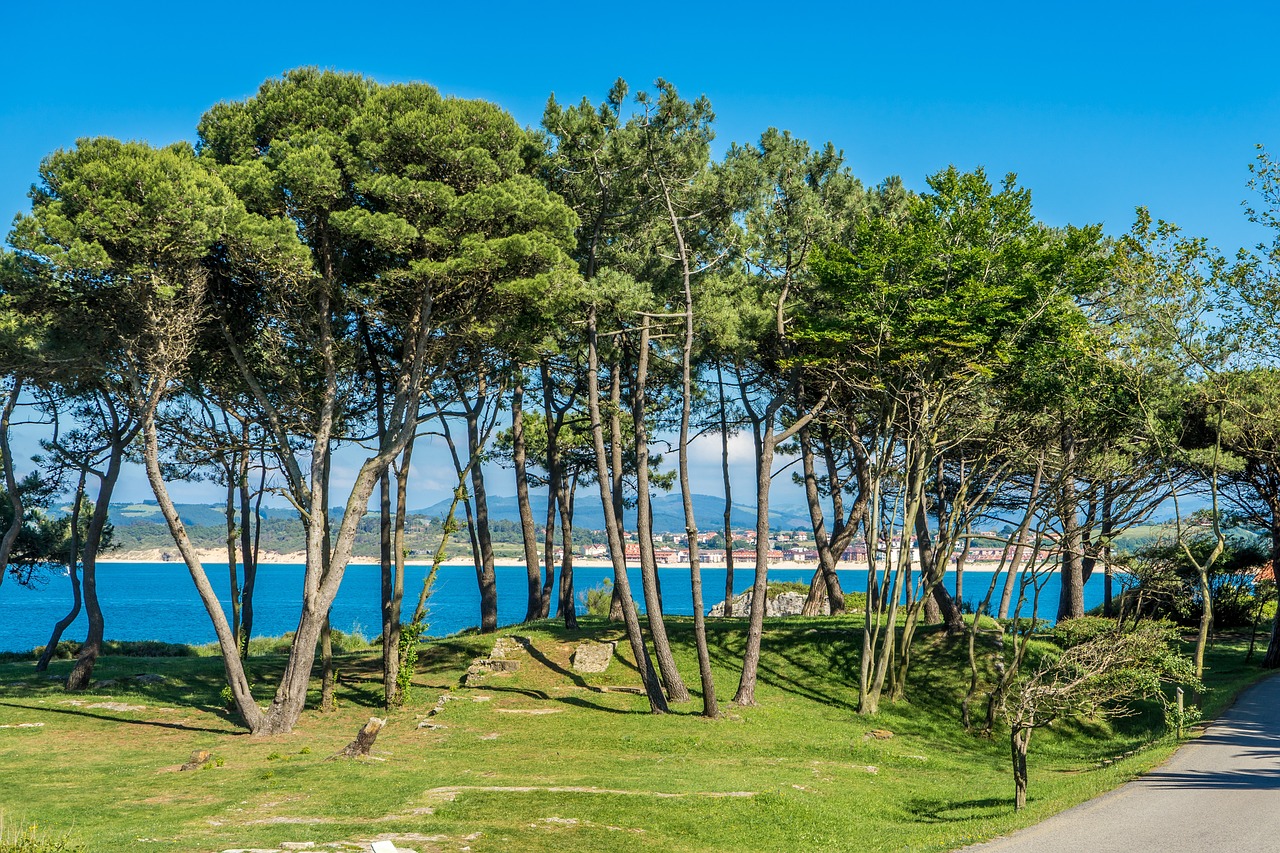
<box><xmin>0</xmin><ymin>562</ymin><xmax>1105</xmax><ymax>653</ymax></box>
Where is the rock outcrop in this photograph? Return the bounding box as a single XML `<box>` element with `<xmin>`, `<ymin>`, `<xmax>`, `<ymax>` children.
<box><xmin>709</xmin><ymin>589</ymin><xmax>833</xmax><ymax>618</ymax></box>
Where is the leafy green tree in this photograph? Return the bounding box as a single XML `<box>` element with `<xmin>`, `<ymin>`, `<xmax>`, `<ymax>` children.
<box><xmin>806</xmin><ymin>167</ymin><xmax>1107</xmax><ymax>711</ymax></box>
<box><xmin>4</xmin><ymin>137</ymin><xmax>248</xmax><ymax>690</ymax></box>
<box><xmin>193</xmin><ymin>69</ymin><xmax>577</xmax><ymax>731</ymax></box>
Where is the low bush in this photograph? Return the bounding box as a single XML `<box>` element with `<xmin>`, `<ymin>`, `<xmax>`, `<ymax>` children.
<box><xmin>1049</xmin><ymin>615</ymin><xmax>1119</xmax><ymax>648</ymax></box>
<box><xmin>0</xmin><ymin>816</ymin><xmax>84</xmax><ymax>853</ymax></box>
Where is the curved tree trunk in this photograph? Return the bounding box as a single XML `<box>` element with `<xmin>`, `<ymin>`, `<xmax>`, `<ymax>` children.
<box><xmin>66</xmin><ymin>426</ymin><xmax>130</xmax><ymax>692</ymax></box>
<box><xmin>38</xmin><ymin>469</ymin><xmax>87</xmax><ymax>672</ymax></box>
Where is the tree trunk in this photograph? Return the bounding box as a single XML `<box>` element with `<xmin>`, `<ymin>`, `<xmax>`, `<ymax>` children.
<box><xmin>66</xmin><ymin>430</ymin><xmax>129</xmax><ymax>692</ymax></box>
<box><xmin>378</xmin><ymin>457</ymin><xmax>394</xmax><ymax>705</ymax></box>
<box><xmin>385</xmin><ymin>438</ymin><xmax>413</xmax><ymax>707</ymax></box>
<box><xmin>0</xmin><ymin>378</ymin><xmax>26</xmax><ymax>588</ymax></box>
<box><xmin>734</xmin><ymin>417</ymin><xmax>775</xmax><ymax>706</ymax></box>
<box><xmin>586</xmin><ymin>307</ymin><xmax>667</xmax><ymax>713</ymax></box>
<box><xmin>607</xmin><ymin>360</ymin><xmax>627</xmax><ymax>622</ymax></box>
<box><xmin>540</xmin><ymin>360</ymin><xmax>560</xmax><ymax>620</ymax></box>
<box><xmin>541</xmin><ymin>487</ymin><xmax>557</xmax><ymax>619</ymax></box>
<box><xmin>466</xmin><ymin>395</ymin><xmax>499</xmax><ymax>634</ymax></box>
<box><xmin>717</xmin><ymin>363</ymin><xmax>735</xmax><ymax>618</ymax></box>
<box><xmin>675</xmin><ymin>237</ymin><xmax>717</xmax><ymax>717</ymax></box>
<box><xmin>38</xmin><ymin>470</ymin><xmax>86</xmax><ymax>672</ymax></box>
<box><xmin>224</xmin><ymin>478</ymin><xmax>241</xmax><ymax>647</ymax></box>
<box><xmin>558</xmin><ymin>474</ymin><xmax>578</xmax><ymax>629</ymax></box>
<box><xmin>1012</xmin><ymin>727</ymin><xmax>1030</xmax><ymax>811</ymax></box>
<box><xmin>238</xmin><ymin>440</ymin><xmax>263</xmax><ymax>656</ymax></box>
<box><xmin>1056</xmin><ymin>428</ymin><xmax>1085</xmax><ymax>622</ymax></box>
<box><xmin>138</xmin><ymin>408</ymin><xmax>263</xmax><ymax>730</ymax></box>
<box><xmin>632</xmin><ymin>315</ymin><xmax>689</xmax><ymax>702</ymax></box>
<box><xmin>799</xmin><ymin>426</ymin><xmax>845</xmax><ymax>616</ymax></box>
<box><xmin>320</xmin><ymin>611</ymin><xmax>336</xmax><ymax>712</ymax></box>
<box><xmin>1263</xmin><ymin>514</ymin><xmax>1280</xmax><ymax>668</ymax></box>
<box><xmin>512</xmin><ymin>376</ymin><xmax>543</xmax><ymax>622</ymax></box>
<box><xmin>916</xmin><ymin>506</ymin><xmax>964</xmax><ymax>632</ymax></box>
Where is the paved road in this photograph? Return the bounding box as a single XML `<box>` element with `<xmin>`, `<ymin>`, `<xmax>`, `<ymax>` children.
<box><xmin>962</xmin><ymin>673</ymin><xmax>1280</xmax><ymax>852</ymax></box>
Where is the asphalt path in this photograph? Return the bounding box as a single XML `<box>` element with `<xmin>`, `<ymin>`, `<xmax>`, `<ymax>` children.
<box><xmin>961</xmin><ymin>673</ymin><xmax>1280</xmax><ymax>853</ymax></box>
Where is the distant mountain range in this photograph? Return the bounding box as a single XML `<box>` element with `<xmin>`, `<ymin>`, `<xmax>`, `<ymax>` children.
<box><xmin>99</xmin><ymin>493</ymin><xmax>814</xmax><ymax>535</ymax></box>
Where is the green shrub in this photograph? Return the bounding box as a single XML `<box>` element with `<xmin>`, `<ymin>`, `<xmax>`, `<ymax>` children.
<box><xmin>1049</xmin><ymin>616</ymin><xmax>1118</xmax><ymax>648</ymax></box>
<box><xmin>23</xmin><ymin>641</ymin><xmax>78</xmax><ymax>662</ymax></box>
<box><xmin>0</xmin><ymin>816</ymin><xmax>84</xmax><ymax>853</ymax></box>
<box><xmin>765</xmin><ymin>581</ymin><xmax>809</xmax><ymax>600</ymax></box>
<box><xmin>580</xmin><ymin>579</ymin><xmax>615</xmax><ymax>617</ymax></box>
<box><xmin>328</xmin><ymin>628</ymin><xmax>371</xmax><ymax>653</ymax></box>
<box><xmin>101</xmin><ymin>640</ymin><xmax>192</xmax><ymax>657</ymax></box>
<box><xmin>843</xmin><ymin>591</ymin><xmax>868</xmax><ymax>612</ymax></box>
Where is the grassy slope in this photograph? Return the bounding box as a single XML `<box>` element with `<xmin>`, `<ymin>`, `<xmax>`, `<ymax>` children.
<box><xmin>0</xmin><ymin>618</ymin><xmax>1270</xmax><ymax>853</ymax></box>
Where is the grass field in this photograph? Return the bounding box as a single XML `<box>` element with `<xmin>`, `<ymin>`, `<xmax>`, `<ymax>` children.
<box><xmin>0</xmin><ymin>616</ymin><xmax>1270</xmax><ymax>853</ymax></box>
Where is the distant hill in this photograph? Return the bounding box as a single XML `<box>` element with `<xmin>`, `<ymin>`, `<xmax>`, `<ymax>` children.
<box><xmin>88</xmin><ymin>494</ymin><xmax>812</xmax><ymax>536</ymax></box>
<box><xmin>415</xmin><ymin>492</ymin><xmax>813</xmax><ymax>534</ymax></box>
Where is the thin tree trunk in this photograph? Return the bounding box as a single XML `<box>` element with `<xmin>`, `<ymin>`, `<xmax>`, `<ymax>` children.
<box><xmin>385</xmin><ymin>438</ymin><xmax>414</xmax><ymax>708</ymax></box>
<box><xmin>558</xmin><ymin>472</ymin><xmax>578</xmax><ymax>629</ymax></box>
<box><xmin>378</xmin><ymin>454</ymin><xmax>394</xmax><ymax>705</ymax></box>
<box><xmin>540</xmin><ymin>359</ymin><xmax>559</xmax><ymax>619</ymax></box>
<box><xmin>586</xmin><ymin>306</ymin><xmax>667</xmax><ymax>713</ymax></box>
<box><xmin>799</xmin><ymin>426</ymin><xmax>845</xmax><ymax>616</ymax></box>
<box><xmin>224</xmin><ymin>477</ymin><xmax>240</xmax><ymax>648</ymax></box>
<box><xmin>717</xmin><ymin>363</ymin><xmax>735</xmax><ymax>618</ymax></box>
<box><xmin>633</xmin><ymin>315</ymin><xmax>689</xmax><ymax>702</ymax></box>
<box><xmin>512</xmin><ymin>375</ymin><xmax>543</xmax><ymax>622</ymax></box>
<box><xmin>734</xmin><ymin>415</ymin><xmax>775</xmax><ymax>706</ymax></box>
<box><xmin>672</xmin><ymin>219</ymin><xmax>717</xmax><ymax>716</ymax></box>
<box><xmin>466</xmin><ymin>394</ymin><xmax>499</xmax><ymax>633</ymax></box>
<box><xmin>607</xmin><ymin>360</ymin><xmax>627</xmax><ymax>622</ymax></box>
<box><xmin>1263</xmin><ymin>513</ymin><xmax>1280</xmax><ymax>668</ymax></box>
<box><xmin>237</xmin><ymin>432</ymin><xmax>263</xmax><ymax>656</ymax></box>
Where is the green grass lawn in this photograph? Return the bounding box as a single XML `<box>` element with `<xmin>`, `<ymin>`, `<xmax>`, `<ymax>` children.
<box><xmin>0</xmin><ymin>617</ymin><xmax>1270</xmax><ymax>853</ymax></box>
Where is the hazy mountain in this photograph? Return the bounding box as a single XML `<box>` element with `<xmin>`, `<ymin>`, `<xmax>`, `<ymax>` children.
<box><xmin>414</xmin><ymin>493</ymin><xmax>814</xmax><ymax>534</ymax></box>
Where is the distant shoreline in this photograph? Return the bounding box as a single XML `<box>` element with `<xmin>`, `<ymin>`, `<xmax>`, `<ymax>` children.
<box><xmin>96</xmin><ymin>552</ymin><xmax>1036</xmax><ymax>573</ymax></box>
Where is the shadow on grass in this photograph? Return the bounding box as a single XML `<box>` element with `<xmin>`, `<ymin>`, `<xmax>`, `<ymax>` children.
<box><xmin>905</xmin><ymin>795</ymin><xmax>1011</xmax><ymax>823</ymax></box>
<box><xmin>0</xmin><ymin>699</ymin><xmax>240</xmax><ymax>735</ymax></box>
<box><xmin>695</xmin><ymin>619</ymin><xmax>863</xmax><ymax>710</ymax></box>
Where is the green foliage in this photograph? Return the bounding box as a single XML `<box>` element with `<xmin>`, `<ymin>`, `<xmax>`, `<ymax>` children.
<box><xmin>395</xmin><ymin>620</ymin><xmax>426</xmax><ymax>706</ymax></box>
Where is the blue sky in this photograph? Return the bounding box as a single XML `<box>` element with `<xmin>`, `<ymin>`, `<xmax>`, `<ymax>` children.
<box><xmin>2</xmin><ymin>0</ymin><xmax>1277</xmax><ymax>509</ymax></box>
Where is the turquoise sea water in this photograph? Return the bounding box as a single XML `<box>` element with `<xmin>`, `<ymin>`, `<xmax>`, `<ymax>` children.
<box><xmin>0</xmin><ymin>562</ymin><xmax>1105</xmax><ymax>653</ymax></box>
